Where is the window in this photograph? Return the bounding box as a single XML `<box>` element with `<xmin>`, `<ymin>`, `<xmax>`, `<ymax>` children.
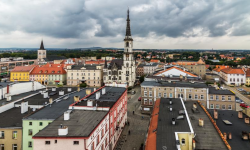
<box><xmin>39</xmin><ymin>122</ymin><xmax>43</xmax><ymax>126</ymax></box>
<box><xmin>28</xmin><ymin>141</ymin><xmax>32</xmax><ymax>148</ymax></box>
<box><xmin>216</xmin><ymin>95</ymin><xmax>219</xmax><ymax>100</ymax></box>
<box><xmin>45</xmin><ymin>141</ymin><xmax>50</xmax><ymax>145</ymax></box>
<box><xmin>201</xmin><ymin>95</ymin><xmax>204</xmax><ymax>100</ymax></box>
<box><xmin>149</xmin><ymin>91</ymin><xmax>152</xmax><ymax>97</ymax></box>
<box><xmin>164</xmin><ymin>93</ymin><xmax>167</xmax><ymax>98</ymax></box>
<box><xmin>210</xmin><ymin>104</ymin><xmax>214</xmax><ymax>109</ymax></box>
<box><xmin>149</xmin><ymin>99</ymin><xmax>153</xmax><ymax>105</ymax></box>
<box><xmin>0</xmin><ymin>144</ymin><xmax>4</xmax><ymax>150</ymax></box>
<box><xmin>210</xmin><ymin>95</ymin><xmax>213</xmax><ymax>100</ymax></box>
<box><xmin>0</xmin><ymin>131</ymin><xmax>4</xmax><ymax>139</ymax></box>
<box><xmin>181</xmin><ymin>138</ymin><xmax>185</xmax><ymax>145</ymax></box>
<box><xmin>144</xmin><ymin>91</ymin><xmax>147</xmax><ymax>97</ymax></box>
<box><xmin>216</xmin><ymin>104</ymin><xmax>220</xmax><ymax>109</ymax></box>
<box><xmin>195</xmin><ymin>95</ymin><xmax>198</xmax><ymax>99</ymax></box>
<box><xmin>13</xmin><ymin>131</ymin><xmax>17</xmax><ymax>139</ymax></box>
<box><xmin>28</xmin><ymin>129</ymin><xmax>33</xmax><ymax>136</ymax></box>
<box><xmin>228</xmin><ymin>105</ymin><xmax>232</xmax><ymax>110</ymax></box>
<box><xmin>158</xmin><ymin>93</ymin><xmax>161</xmax><ymax>98</ymax></box>
<box><xmin>73</xmin><ymin>141</ymin><xmax>79</xmax><ymax>145</ymax></box>
<box><xmin>169</xmin><ymin>93</ymin><xmax>173</xmax><ymax>98</ymax></box>
<box><xmin>97</xmin><ymin>135</ymin><xmax>99</xmax><ymax>144</ymax></box>
<box><xmin>144</xmin><ymin>99</ymin><xmax>148</xmax><ymax>105</ymax></box>
<box><xmin>29</xmin><ymin>122</ymin><xmax>32</xmax><ymax>125</ymax></box>
<box><xmin>13</xmin><ymin>144</ymin><xmax>17</xmax><ymax>150</ymax></box>
<box><xmin>222</xmin><ymin>96</ymin><xmax>225</xmax><ymax>101</ymax></box>
<box><xmin>55</xmin><ymin>140</ymin><xmax>57</xmax><ymax>144</ymax></box>
<box><xmin>178</xmin><ymin>94</ymin><xmax>183</xmax><ymax>98</ymax></box>
<box><xmin>222</xmin><ymin>105</ymin><xmax>226</xmax><ymax>110</ymax></box>
<box><xmin>228</xmin><ymin>96</ymin><xmax>231</xmax><ymax>101</ymax></box>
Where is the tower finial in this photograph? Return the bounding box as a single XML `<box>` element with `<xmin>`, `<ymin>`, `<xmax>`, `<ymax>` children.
<box><xmin>40</xmin><ymin>40</ymin><xmax>45</xmax><ymax>50</ymax></box>
<box><xmin>125</xmin><ymin>8</ymin><xmax>131</xmax><ymax>37</ymax></box>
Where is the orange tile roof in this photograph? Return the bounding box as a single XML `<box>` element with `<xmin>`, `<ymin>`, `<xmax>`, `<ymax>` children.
<box><xmin>213</xmin><ymin>65</ymin><xmax>230</xmax><ymax>73</ymax></box>
<box><xmin>11</xmin><ymin>65</ymin><xmax>35</xmax><ymax>72</ymax></box>
<box><xmin>145</xmin><ymin>99</ymin><xmax>160</xmax><ymax>150</ymax></box>
<box><xmin>154</xmin><ymin>66</ymin><xmax>198</xmax><ymax>77</ymax></box>
<box><xmin>30</xmin><ymin>63</ymin><xmax>66</xmax><ymax>75</ymax></box>
<box><xmin>246</xmin><ymin>69</ymin><xmax>250</xmax><ymax>77</ymax></box>
<box><xmin>220</xmin><ymin>68</ymin><xmax>245</xmax><ymax>74</ymax></box>
<box><xmin>150</xmin><ymin>59</ymin><xmax>160</xmax><ymax>63</ymax></box>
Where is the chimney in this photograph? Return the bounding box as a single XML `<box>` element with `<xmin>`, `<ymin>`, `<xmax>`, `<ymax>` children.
<box><xmin>87</xmin><ymin>100</ymin><xmax>93</xmax><ymax>106</ymax></box>
<box><xmin>64</xmin><ymin>110</ymin><xmax>71</xmax><ymax>120</ymax></box>
<box><xmin>169</xmin><ymin>105</ymin><xmax>172</xmax><ymax>112</ymax></box>
<box><xmin>172</xmin><ymin>118</ymin><xmax>176</xmax><ymax>125</ymax></box>
<box><xmin>52</xmin><ymin>87</ymin><xmax>56</xmax><ymax>91</ymax></box>
<box><xmin>6</xmin><ymin>94</ymin><xmax>12</xmax><ymax>101</ymax></box>
<box><xmin>94</xmin><ymin>88</ymin><xmax>96</xmax><ymax>91</ymax></box>
<box><xmin>169</xmin><ymin>99</ymin><xmax>172</xmax><ymax>105</ymax></box>
<box><xmin>180</xmin><ymin>74</ymin><xmax>183</xmax><ymax>80</ymax></box>
<box><xmin>21</xmin><ymin>101</ymin><xmax>28</xmax><ymax>114</ymax></box>
<box><xmin>228</xmin><ymin>132</ymin><xmax>232</xmax><ymax>140</ymax></box>
<box><xmin>223</xmin><ymin>132</ymin><xmax>227</xmax><ymax>140</ymax></box>
<box><xmin>238</xmin><ymin>111</ymin><xmax>243</xmax><ymax>118</ymax></box>
<box><xmin>199</xmin><ymin>118</ymin><xmax>204</xmax><ymax>127</ymax></box>
<box><xmin>58</xmin><ymin>125</ymin><xmax>68</xmax><ymax>136</ymax></box>
<box><xmin>86</xmin><ymin>89</ymin><xmax>91</xmax><ymax>95</ymax></box>
<box><xmin>102</xmin><ymin>87</ymin><xmax>106</xmax><ymax>95</ymax></box>
<box><xmin>49</xmin><ymin>98</ymin><xmax>53</xmax><ymax>104</ymax></box>
<box><xmin>245</xmin><ymin>117</ymin><xmax>249</xmax><ymax>124</ymax></box>
<box><xmin>96</xmin><ymin>91</ymin><xmax>101</xmax><ymax>100</ymax></box>
<box><xmin>193</xmin><ymin>103</ymin><xmax>197</xmax><ymax>109</ymax></box>
<box><xmin>68</xmin><ymin>88</ymin><xmax>72</xmax><ymax>92</ymax></box>
<box><xmin>59</xmin><ymin>90</ymin><xmax>64</xmax><ymax>95</ymax></box>
<box><xmin>214</xmin><ymin>109</ymin><xmax>218</xmax><ymax>119</ymax></box>
<box><xmin>43</xmin><ymin>92</ymin><xmax>48</xmax><ymax>98</ymax></box>
<box><xmin>74</xmin><ymin>96</ymin><xmax>80</xmax><ymax>102</ymax></box>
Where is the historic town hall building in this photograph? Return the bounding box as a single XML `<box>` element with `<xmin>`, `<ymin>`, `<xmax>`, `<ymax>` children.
<box><xmin>103</xmin><ymin>9</ymin><xmax>136</xmax><ymax>87</ymax></box>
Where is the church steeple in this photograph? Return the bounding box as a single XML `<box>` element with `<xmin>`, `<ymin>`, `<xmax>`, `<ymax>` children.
<box><xmin>40</xmin><ymin>40</ymin><xmax>45</xmax><ymax>50</ymax></box>
<box><xmin>126</xmin><ymin>9</ymin><xmax>131</xmax><ymax>37</ymax></box>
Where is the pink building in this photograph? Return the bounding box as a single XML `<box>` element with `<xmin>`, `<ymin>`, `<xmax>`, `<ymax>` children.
<box><xmin>33</xmin><ymin>86</ymin><xmax>127</xmax><ymax>150</ymax></box>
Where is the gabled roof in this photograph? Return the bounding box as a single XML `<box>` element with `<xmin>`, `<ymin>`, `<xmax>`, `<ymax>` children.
<box><xmin>30</xmin><ymin>63</ymin><xmax>66</xmax><ymax>75</ymax></box>
<box><xmin>154</xmin><ymin>66</ymin><xmax>198</xmax><ymax>77</ymax></box>
<box><xmin>220</xmin><ymin>68</ymin><xmax>245</xmax><ymax>74</ymax></box>
<box><xmin>11</xmin><ymin>65</ymin><xmax>35</xmax><ymax>72</ymax></box>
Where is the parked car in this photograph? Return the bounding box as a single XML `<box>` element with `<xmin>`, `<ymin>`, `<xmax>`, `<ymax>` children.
<box><xmin>240</xmin><ymin>103</ymin><xmax>249</xmax><ymax>108</ymax></box>
<box><xmin>138</xmin><ymin>97</ymin><xmax>141</xmax><ymax>101</ymax></box>
<box><xmin>131</xmin><ymin>90</ymin><xmax>136</xmax><ymax>95</ymax></box>
<box><xmin>236</xmin><ymin>99</ymin><xmax>244</xmax><ymax>103</ymax></box>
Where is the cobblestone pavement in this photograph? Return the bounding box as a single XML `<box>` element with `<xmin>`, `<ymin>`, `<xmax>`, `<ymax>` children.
<box><xmin>115</xmin><ymin>86</ymin><xmax>150</xmax><ymax>150</ymax></box>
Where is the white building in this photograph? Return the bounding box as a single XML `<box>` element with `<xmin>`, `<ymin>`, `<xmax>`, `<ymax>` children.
<box><xmin>220</xmin><ymin>68</ymin><xmax>246</xmax><ymax>86</ymax></box>
<box><xmin>103</xmin><ymin>9</ymin><xmax>136</xmax><ymax>87</ymax></box>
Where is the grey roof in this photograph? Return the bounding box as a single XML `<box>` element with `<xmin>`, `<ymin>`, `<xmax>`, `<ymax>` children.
<box><xmin>141</xmin><ymin>81</ymin><xmax>208</xmax><ymax>88</ymax></box>
<box><xmin>33</xmin><ymin>110</ymin><xmax>108</xmax><ymax>137</ymax></box>
<box><xmin>24</xmin><ymin>88</ymin><xmax>94</xmax><ymax>120</ymax></box>
<box><xmin>0</xmin><ymin>82</ymin><xmax>9</xmax><ymax>89</ymax></box>
<box><xmin>208</xmin><ymin>110</ymin><xmax>250</xmax><ymax>150</ymax></box>
<box><xmin>137</xmin><ymin>63</ymin><xmax>145</xmax><ymax>68</ymax></box>
<box><xmin>108</xmin><ymin>59</ymin><xmax>123</xmax><ymax>69</ymax></box>
<box><xmin>185</xmin><ymin>101</ymin><xmax>227</xmax><ymax>150</ymax></box>
<box><xmin>209</xmin><ymin>87</ymin><xmax>234</xmax><ymax>95</ymax></box>
<box><xmin>157</xmin><ymin>98</ymin><xmax>190</xmax><ymax>150</ymax></box>
<box><xmin>0</xmin><ymin>107</ymin><xmax>31</xmax><ymax>128</ymax></box>
<box><xmin>144</xmin><ymin>63</ymin><xmax>158</xmax><ymax>67</ymax></box>
<box><xmin>76</xmin><ymin>86</ymin><xmax>126</xmax><ymax>108</ymax></box>
<box><xmin>71</xmin><ymin>64</ymin><xmax>101</xmax><ymax>70</ymax></box>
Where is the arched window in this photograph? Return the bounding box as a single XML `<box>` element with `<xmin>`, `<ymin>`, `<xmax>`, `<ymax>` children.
<box><xmin>181</xmin><ymin>138</ymin><xmax>185</xmax><ymax>145</ymax></box>
<box><xmin>126</xmin><ymin>42</ymin><xmax>129</xmax><ymax>47</ymax></box>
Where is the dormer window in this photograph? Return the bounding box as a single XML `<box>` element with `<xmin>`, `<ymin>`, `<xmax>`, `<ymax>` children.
<box><xmin>39</xmin><ymin>70</ymin><xmax>42</xmax><ymax>73</ymax></box>
<box><xmin>45</xmin><ymin>70</ymin><xmax>48</xmax><ymax>73</ymax></box>
<box><xmin>52</xmin><ymin>71</ymin><xmax>55</xmax><ymax>73</ymax></box>
<box><xmin>58</xmin><ymin>71</ymin><xmax>60</xmax><ymax>73</ymax></box>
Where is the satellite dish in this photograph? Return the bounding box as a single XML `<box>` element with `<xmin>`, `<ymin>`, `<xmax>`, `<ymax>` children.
<box><xmin>32</xmin><ymin>108</ymin><xmax>36</xmax><ymax>112</ymax></box>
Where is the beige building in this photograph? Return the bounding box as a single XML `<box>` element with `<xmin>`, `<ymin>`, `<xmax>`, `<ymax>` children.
<box><xmin>67</xmin><ymin>64</ymin><xmax>103</xmax><ymax>87</ymax></box>
<box><xmin>140</xmin><ymin>80</ymin><xmax>236</xmax><ymax>114</ymax></box>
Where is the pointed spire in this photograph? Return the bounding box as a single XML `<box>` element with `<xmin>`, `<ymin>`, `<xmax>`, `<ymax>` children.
<box><xmin>104</xmin><ymin>57</ymin><xmax>107</xmax><ymax>68</ymax></box>
<box><xmin>125</xmin><ymin>8</ymin><xmax>131</xmax><ymax>36</ymax></box>
<box><xmin>40</xmin><ymin>40</ymin><xmax>45</xmax><ymax>50</ymax></box>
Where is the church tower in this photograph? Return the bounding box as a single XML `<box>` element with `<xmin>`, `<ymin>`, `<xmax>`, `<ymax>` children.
<box><xmin>122</xmin><ymin>9</ymin><xmax>136</xmax><ymax>87</ymax></box>
<box><xmin>37</xmin><ymin>40</ymin><xmax>47</xmax><ymax>64</ymax></box>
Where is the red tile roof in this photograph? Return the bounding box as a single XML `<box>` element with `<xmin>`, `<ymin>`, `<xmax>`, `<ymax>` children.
<box><xmin>150</xmin><ymin>59</ymin><xmax>160</xmax><ymax>63</ymax></box>
<box><xmin>30</xmin><ymin>64</ymin><xmax>66</xmax><ymax>75</ymax></box>
<box><xmin>246</xmin><ymin>69</ymin><xmax>250</xmax><ymax>77</ymax></box>
<box><xmin>213</xmin><ymin>65</ymin><xmax>230</xmax><ymax>73</ymax></box>
<box><xmin>220</xmin><ymin>68</ymin><xmax>245</xmax><ymax>74</ymax></box>
<box><xmin>11</xmin><ymin>65</ymin><xmax>36</xmax><ymax>72</ymax></box>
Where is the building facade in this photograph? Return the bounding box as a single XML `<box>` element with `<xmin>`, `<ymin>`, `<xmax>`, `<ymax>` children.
<box><xmin>220</xmin><ymin>68</ymin><xmax>246</xmax><ymax>86</ymax></box>
<box><xmin>103</xmin><ymin>10</ymin><xmax>136</xmax><ymax>87</ymax></box>
<box><xmin>10</xmin><ymin>65</ymin><xmax>35</xmax><ymax>82</ymax></box>
<box><xmin>143</xmin><ymin>63</ymin><xmax>158</xmax><ymax>75</ymax></box>
<box><xmin>66</xmin><ymin>65</ymin><xmax>103</xmax><ymax>87</ymax></box>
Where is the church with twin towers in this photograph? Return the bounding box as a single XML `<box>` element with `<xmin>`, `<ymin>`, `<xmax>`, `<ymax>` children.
<box><xmin>103</xmin><ymin>9</ymin><xmax>136</xmax><ymax>87</ymax></box>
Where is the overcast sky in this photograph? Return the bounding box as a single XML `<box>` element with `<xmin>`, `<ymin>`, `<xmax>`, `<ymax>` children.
<box><xmin>0</xmin><ymin>0</ymin><xmax>250</xmax><ymax>49</ymax></box>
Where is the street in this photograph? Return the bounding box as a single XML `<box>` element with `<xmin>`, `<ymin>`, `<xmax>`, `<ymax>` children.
<box><xmin>115</xmin><ymin>86</ymin><xmax>150</xmax><ymax>150</ymax></box>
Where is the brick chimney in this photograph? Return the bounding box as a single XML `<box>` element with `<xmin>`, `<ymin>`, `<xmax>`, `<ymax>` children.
<box><xmin>214</xmin><ymin>109</ymin><xmax>218</xmax><ymax>119</ymax></box>
<box><xmin>238</xmin><ymin>111</ymin><xmax>243</xmax><ymax>118</ymax></box>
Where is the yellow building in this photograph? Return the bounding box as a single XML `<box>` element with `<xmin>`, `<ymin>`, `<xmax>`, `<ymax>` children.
<box><xmin>10</xmin><ymin>65</ymin><xmax>35</xmax><ymax>82</ymax></box>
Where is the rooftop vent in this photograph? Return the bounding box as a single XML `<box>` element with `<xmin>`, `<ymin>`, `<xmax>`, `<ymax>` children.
<box><xmin>245</xmin><ymin>117</ymin><xmax>249</xmax><ymax>124</ymax></box>
<box><xmin>64</xmin><ymin>110</ymin><xmax>72</xmax><ymax>121</ymax></box>
<box><xmin>21</xmin><ymin>101</ymin><xmax>28</xmax><ymax>114</ymax></box>
<box><xmin>87</xmin><ymin>100</ymin><xmax>93</xmax><ymax>106</ymax></box>
<box><xmin>169</xmin><ymin>99</ymin><xmax>172</xmax><ymax>105</ymax></box>
<box><xmin>169</xmin><ymin>106</ymin><xmax>172</xmax><ymax>112</ymax></box>
<box><xmin>86</xmin><ymin>89</ymin><xmax>91</xmax><ymax>95</ymax></box>
<box><xmin>193</xmin><ymin>103</ymin><xmax>197</xmax><ymax>109</ymax></box>
<box><xmin>6</xmin><ymin>94</ymin><xmax>12</xmax><ymax>101</ymax></box>
<box><xmin>172</xmin><ymin>118</ymin><xmax>176</xmax><ymax>125</ymax></box>
<box><xmin>179</xmin><ymin>110</ymin><xmax>185</xmax><ymax>115</ymax></box>
<box><xmin>214</xmin><ymin>109</ymin><xmax>218</xmax><ymax>119</ymax></box>
<box><xmin>52</xmin><ymin>87</ymin><xmax>56</xmax><ymax>91</ymax></box>
<box><xmin>68</xmin><ymin>88</ymin><xmax>72</xmax><ymax>92</ymax></box>
<box><xmin>102</xmin><ymin>87</ymin><xmax>106</xmax><ymax>95</ymax></box>
<box><xmin>199</xmin><ymin>118</ymin><xmax>204</xmax><ymax>127</ymax></box>
<box><xmin>176</xmin><ymin>115</ymin><xmax>184</xmax><ymax>120</ymax></box>
<box><xmin>49</xmin><ymin>98</ymin><xmax>53</xmax><ymax>104</ymax></box>
<box><xmin>59</xmin><ymin>90</ymin><xmax>64</xmax><ymax>96</ymax></box>
<box><xmin>58</xmin><ymin>125</ymin><xmax>68</xmax><ymax>136</ymax></box>
<box><xmin>238</xmin><ymin>111</ymin><xmax>243</xmax><ymax>119</ymax></box>
<box><xmin>96</xmin><ymin>91</ymin><xmax>101</xmax><ymax>100</ymax></box>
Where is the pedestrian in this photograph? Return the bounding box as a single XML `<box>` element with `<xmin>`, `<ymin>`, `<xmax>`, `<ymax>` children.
<box><xmin>133</xmin><ymin>111</ymin><xmax>134</xmax><ymax>115</ymax></box>
<box><xmin>128</xmin><ymin>130</ymin><xmax>130</xmax><ymax>135</ymax></box>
